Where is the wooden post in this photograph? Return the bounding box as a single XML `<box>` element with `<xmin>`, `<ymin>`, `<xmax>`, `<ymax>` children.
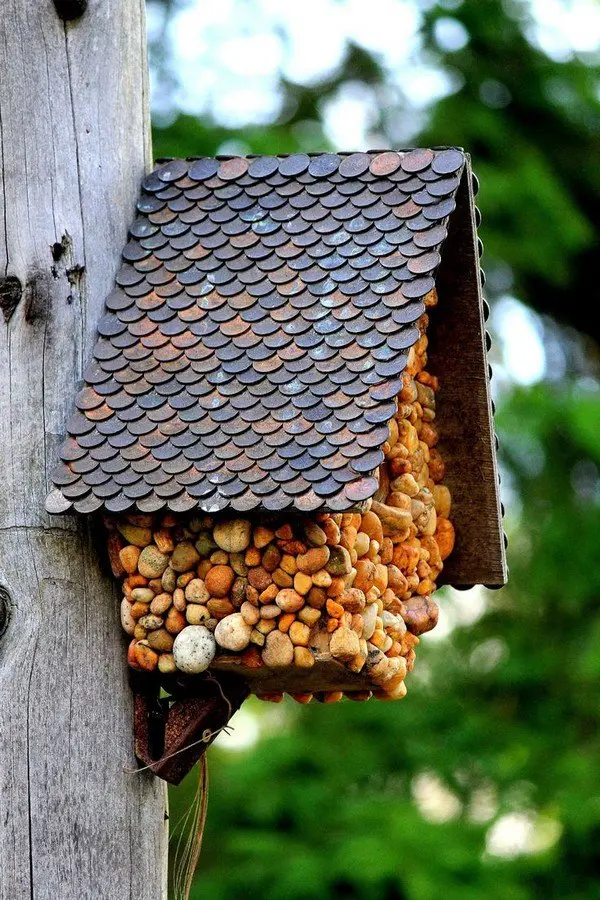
<box><xmin>0</xmin><ymin>2</ymin><xmax>168</xmax><ymax>898</ymax></box>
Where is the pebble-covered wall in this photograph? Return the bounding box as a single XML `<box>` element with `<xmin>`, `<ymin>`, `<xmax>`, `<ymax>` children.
<box><xmin>106</xmin><ymin>305</ymin><xmax>454</xmax><ymax>702</ymax></box>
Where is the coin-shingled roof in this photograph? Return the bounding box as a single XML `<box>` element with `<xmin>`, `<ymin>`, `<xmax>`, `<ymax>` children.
<box><xmin>48</xmin><ymin>148</ymin><xmax>467</xmax><ymax>515</ymax></box>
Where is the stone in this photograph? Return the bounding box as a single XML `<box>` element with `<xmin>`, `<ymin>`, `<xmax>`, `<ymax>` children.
<box><xmin>153</xmin><ymin>528</ymin><xmax>175</xmax><ymax>554</ymax></box>
<box><xmin>173</xmin><ymin>625</ymin><xmax>216</xmax><ymax>674</ymax></box>
<box><xmin>117</xmin><ymin>523</ymin><xmax>152</xmax><ymax>548</ymax></box>
<box><xmin>130</xmin><ymin>587</ymin><xmax>154</xmax><ymax>604</ymax></box>
<box><xmin>165</xmin><ymin>607</ymin><xmax>187</xmax><ymax>635</ymax></box>
<box><xmin>120</xmin><ymin>598</ymin><xmax>135</xmax><ymax>635</ymax></box>
<box><xmin>275</xmin><ymin>588</ymin><xmax>304</xmax><ymax>613</ymax></box>
<box><xmin>170</xmin><ymin>541</ymin><xmax>201</xmax><ymax>572</ymax></box>
<box><xmin>340</xmin><ymin>588</ymin><xmax>366</xmax><ymax>613</ymax></box>
<box><xmin>362</xmin><ymin>603</ymin><xmax>378</xmax><ymax>641</ymax></box>
<box><xmin>161</xmin><ymin>566</ymin><xmax>177</xmax><ymax>593</ymax></box>
<box><xmin>435</xmin><ymin>517</ymin><xmax>455</xmax><ymax>560</ymax></box>
<box><xmin>130</xmin><ymin>601</ymin><xmax>150</xmax><ymax>620</ymax></box>
<box><xmin>294</xmin><ymin>646</ymin><xmax>315</xmax><ymax>668</ymax></box>
<box><xmin>432</xmin><ymin>484</ymin><xmax>451</xmax><ymax>518</ymax></box>
<box><xmin>138</xmin><ymin>614</ymin><xmax>163</xmax><ymax>631</ymax></box>
<box><xmin>354</xmin><ymin>531</ymin><xmax>370</xmax><ymax>558</ymax></box>
<box><xmin>353</xmin><ymin>560</ymin><xmax>376</xmax><ymax>593</ymax></box>
<box><xmin>360</xmin><ymin>511</ymin><xmax>384</xmax><ymax>544</ymax></box>
<box><xmin>289</xmin><ymin>621</ymin><xmax>310</xmax><ymax>646</ymax></box>
<box><xmin>207</xmin><ymin>598</ymin><xmax>235</xmax><ymax>618</ymax></box>
<box><xmin>229</xmin><ymin>552</ymin><xmax>248</xmax><ymax>577</ymax></box>
<box><xmin>253</xmin><ymin>525</ymin><xmax>275</xmax><ymax>549</ymax></box>
<box><xmin>214</xmin><ymin>613</ymin><xmax>252</xmax><ymax>651</ymax></box>
<box><xmin>186</xmin><ymin>604</ymin><xmax>210</xmax><ymax>625</ymax></box>
<box><xmin>297</xmin><ymin>546</ymin><xmax>330</xmax><ymax>575</ymax></box>
<box><xmin>137</xmin><ymin>546</ymin><xmax>169</xmax><ymax>579</ymax></box>
<box><xmin>392</xmin><ymin>473</ymin><xmax>420</xmax><ymax>497</ymax></box>
<box><xmin>213</xmin><ymin>518</ymin><xmax>251</xmax><ymax>553</ymax></box>
<box><xmin>259</xmin><ymin>604</ymin><xmax>281</xmax><ymax>620</ymax></box>
<box><xmin>298</xmin><ymin>606</ymin><xmax>321</xmax><ymax>627</ymax></box>
<box><xmin>185</xmin><ymin>578</ymin><xmax>210</xmax><ymax>604</ymax></box>
<box><xmin>311</xmin><ymin>569</ymin><xmax>332</xmax><ymax>588</ymax></box>
<box><xmin>303</xmin><ymin>520</ymin><xmax>327</xmax><ymax>547</ymax></box>
<box><xmin>158</xmin><ymin>653</ymin><xmax>177</xmax><ymax>674</ymax></box>
<box><xmin>147</xmin><ymin>628</ymin><xmax>174</xmax><ymax>652</ymax></box>
<box><xmin>403</xmin><ymin>596</ymin><xmax>439</xmax><ymax>635</ymax></box>
<box><xmin>119</xmin><ymin>545</ymin><xmax>140</xmax><ymax>574</ymax></box>
<box><xmin>195</xmin><ymin>530</ymin><xmax>217</xmax><ymax>557</ymax></box>
<box><xmin>293</xmin><ymin>572</ymin><xmax>312</xmax><ymax>595</ymax></box>
<box><xmin>240</xmin><ymin>601</ymin><xmax>260</xmax><ymax>626</ymax></box>
<box><xmin>250</xmin><ymin>629</ymin><xmax>265</xmax><ymax>647</ymax></box>
<box><xmin>133</xmin><ymin>642</ymin><xmax>158</xmax><ymax>671</ymax></box>
<box><xmin>210</xmin><ymin>550</ymin><xmax>229</xmax><ymax>566</ymax></box>
<box><xmin>247</xmin><ymin>566</ymin><xmax>273</xmax><ymax>591</ymax></box>
<box><xmin>326</xmin><ymin>545</ymin><xmax>352</xmax><ymax>576</ymax></box>
<box><xmin>330</xmin><ymin>625</ymin><xmax>360</xmax><ymax>661</ymax></box>
<box><xmin>262</xmin><ymin>631</ymin><xmax>294</xmax><ymax>667</ymax></box>
<box><xmin>150</xmin><ymin>593</ymin><xmax>172</xmax><ymax>615</ymax></box>
<box><xmin>204</xmin><ymin>564</ymin><xmax>235</xmax><ymax>597</ymax></box>
<box><xmin>261</xmin><ymin>545</ymin><xmax>281</xmax><ymax>573</ymax></box>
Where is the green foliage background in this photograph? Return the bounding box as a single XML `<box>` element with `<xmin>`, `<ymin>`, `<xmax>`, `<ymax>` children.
<box><xmin>147</xmin><ymin>2</ymin><xmax>600</xmax><ymax>895</ymax></box>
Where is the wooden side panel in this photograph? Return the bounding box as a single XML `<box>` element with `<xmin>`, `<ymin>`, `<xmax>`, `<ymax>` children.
<box><xmin>428</xmin><ymin>158</ymin><xmax>507</xmax><ymax>587</ymax></box>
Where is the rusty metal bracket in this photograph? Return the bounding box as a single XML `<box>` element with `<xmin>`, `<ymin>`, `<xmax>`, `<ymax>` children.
<box><xmin>130</xmin><ymin>670</ymin><xmax>249</xmax><ymax>785</ymax></box>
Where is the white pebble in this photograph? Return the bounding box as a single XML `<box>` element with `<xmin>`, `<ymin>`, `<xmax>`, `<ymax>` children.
<box><xmin>214</xmin><ymin>613</ymin><xmax>252</xmax><ymax>652</ymax></box>
<box><xmin>173</xmin><ymin>625</ymin><xmax>216</xmax><ymax>674</ymax></box>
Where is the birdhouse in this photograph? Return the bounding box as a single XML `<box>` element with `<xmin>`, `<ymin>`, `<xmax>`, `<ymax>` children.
<box><xmin>46</xmin><ymin>148</ymin><xmax>506</xmax><ymax>783</ymax></box>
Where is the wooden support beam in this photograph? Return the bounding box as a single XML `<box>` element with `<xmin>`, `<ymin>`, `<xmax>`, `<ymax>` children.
<box><xmin>0</xmin><ymin>2</ymin><xmax>168</xmax><ymax>897</ymax></box>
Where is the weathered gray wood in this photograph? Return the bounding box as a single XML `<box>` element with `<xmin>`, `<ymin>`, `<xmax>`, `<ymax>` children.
<box><xmin>429</xmin><ymin>158</ymin><xmax>507</xmax><ymax>587</ymax></box>
<box><xmin>0</xmin><ymin>3</ymin><xmax>168</xmax><ymax>899</ymax></box>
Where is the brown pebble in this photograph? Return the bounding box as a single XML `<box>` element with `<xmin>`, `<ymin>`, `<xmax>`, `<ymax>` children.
<box><xmin>205</xmin><ymin>565</ymin><xmax>235</xmax><ymax>597</ymax></box>
<box><xmin>118</xmin><ymin>523</ymin><xmax>152</xmax><ymax>548</ymax></box>
<box><xmin>150</xmin><ymin>593</ymin><xmax>172</xmax><ymax>615</ymax></box>
<box><xmin>170</xmin><ymin>541</ymin><xmax>201</xmax><ymax>573</ymax></box>
<box><xmin>297</xmin><ymin>546</ymin><xmax>330</xmax><ymax>575</ymax></box>
<box><xmin>147</xmin><ymin>628</ymin><xmax>174</xmax><ymax>652</ymax></box>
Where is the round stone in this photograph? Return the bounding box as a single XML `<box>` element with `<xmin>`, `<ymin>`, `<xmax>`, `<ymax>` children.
<box><xmin>213</xmin><ymin>519</ymin><xmax>252</xmax><ymax>553</ymax></box>
<box><xmin>173</xmin><ymin>626</ymin><xmax>216</xmax><ymax>674</ymax></box>
<box><xmin>214</xmin><ymin>613</ymin><xmax>252</xmax><ymax>651</ymax></box>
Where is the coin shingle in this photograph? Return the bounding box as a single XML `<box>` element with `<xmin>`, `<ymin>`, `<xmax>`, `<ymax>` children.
<box><xmin>50</xmin><ymin>148</ymin><xmax>477</xmax><ymax>513</ymax></box>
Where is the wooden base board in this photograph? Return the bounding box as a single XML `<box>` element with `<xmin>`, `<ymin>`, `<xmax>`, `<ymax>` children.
<box><xmin>211</xmin><ymin>653</ymin><xmax>376</xmax><ymax>694</ymax></box>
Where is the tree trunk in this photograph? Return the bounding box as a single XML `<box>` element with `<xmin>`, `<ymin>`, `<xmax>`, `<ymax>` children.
<box><xmin>0</xmin><ymin>2</ymin><xmax>168</xmax><ymax>898</ymax></box>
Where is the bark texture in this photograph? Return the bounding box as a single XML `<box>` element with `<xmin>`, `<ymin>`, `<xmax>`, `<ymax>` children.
<box><xmin>0</xmin><ymin>2</ymin><xmax>168</xmax><ymax>898</ymax></box>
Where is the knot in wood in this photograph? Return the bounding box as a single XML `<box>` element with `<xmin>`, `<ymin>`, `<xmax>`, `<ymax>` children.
<box><xmin>53</xmin><ymin>0</ymin><xmax>87</xmax><ymax>20</ymax></box>
<box><xmin>0</xmin><ymin>276</ymin><xmax>23</xmax><ymax>323</ymax></box>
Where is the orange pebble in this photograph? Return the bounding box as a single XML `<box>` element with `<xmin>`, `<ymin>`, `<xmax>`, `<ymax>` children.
<box><xmin>245</xmin><ymin>546</ymin><xmax>261</xmax><ymax>567</ymax></box>
<box><xmin>326</xmin><ymin>598</ymin><xmax>344</xmax><ymax>618</ymax></box>
<box><xmin>326</xmin><ymin>618</ymin><xmax>339</xmax><ymax>633</ymax></box>
<box><xmin>435</xmin><ymin>517</ymin><xmax>455</xmax><ymax>560</ymax></box>
<box><xmin>322</xmin><ymin>691</ymin><xmax>344</xmax><ymax>704</ymax></box>
<box><xmin>278</xmin><ymin>613</ymin><xmax>296</xmax><ymax>633</ymax></box>
<box><xmin>119</xmin><ymin>544</ymin><xmax>141</xmax><ymax>575</ymax></box>
<box><xmin>126</xmin><ymin>574</ymin><xmax>148</xmax><ymax>589</ymax></box>
<box><xmin>290</xmin><ymin>692</ymin><xmax>313</xmax><ymax>704</ymax></box>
